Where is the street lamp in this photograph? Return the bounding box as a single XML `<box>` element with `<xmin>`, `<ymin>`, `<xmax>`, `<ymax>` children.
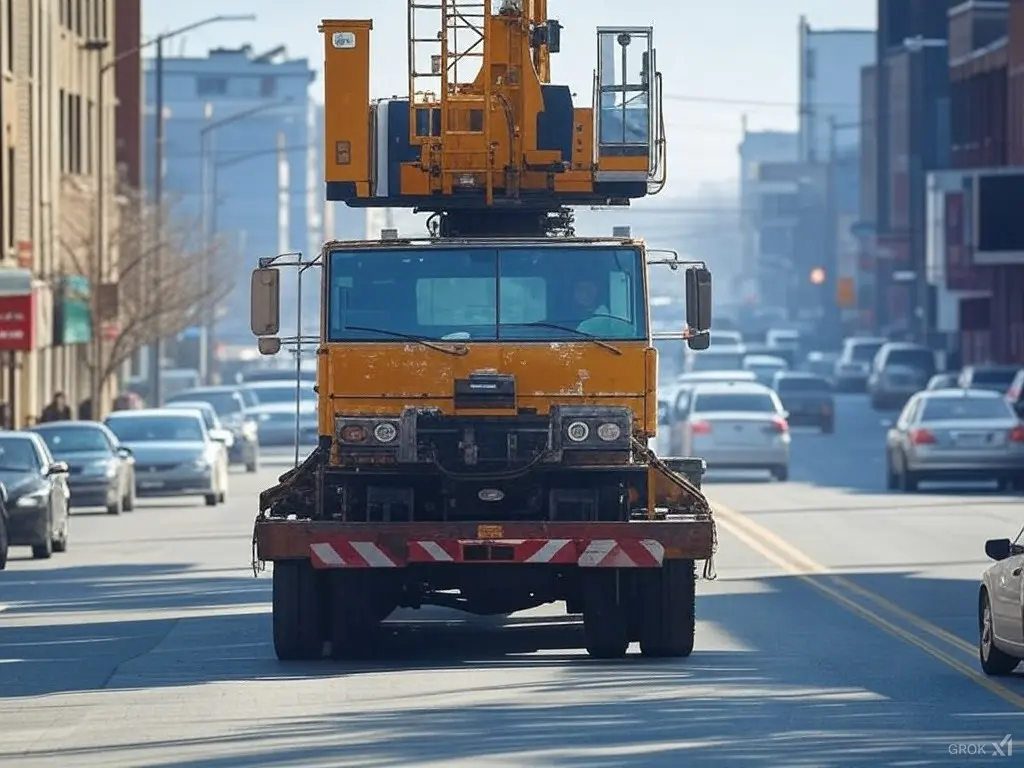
<box><xmin>84</xmin><ymin>13</ymin><xmax>257</xmax><ymax>407</ymax></box>
<box><xmin>197</xmin><ymin>99</ymin><xmax>294</xmax><ymax>383</ymax></box>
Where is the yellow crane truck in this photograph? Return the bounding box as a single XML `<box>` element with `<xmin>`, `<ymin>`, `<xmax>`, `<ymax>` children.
<box><xmin>248</xmin><ymin>0</ymin><xmax>717</xmax><ymax>661</ymax></box>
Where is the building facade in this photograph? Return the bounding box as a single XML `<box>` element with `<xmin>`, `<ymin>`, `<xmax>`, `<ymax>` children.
<box><xmin>798</xmin><ymin>20</ymin><xmax>877</xmax><ymax>163</ymax></box>
<box><xmin>142</xmin><ymin>44</ymin><xmax>319</xmax><ymax>349</ymax></box>
<box><xmin>0</xmin><ymin>0</ymin><xmax>131</xmax><ymax>426</ymax></box>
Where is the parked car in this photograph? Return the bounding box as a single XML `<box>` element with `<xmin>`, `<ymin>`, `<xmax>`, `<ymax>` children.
<box><xmin>674</xmin><ymin>381</ymin><xmax>790</xmax><ymax>481</ymax></box>
<box><xmin>868</xmin><ymin>342</ymin><xmax>937</xmax><ymax>410</ymax></box>
<box><xmin>165</xmin><ymin>386</ymin><xmax>260</xmax><ymax>472</ymax></box>
<box><xmin>927</xmin><ymin>372</ymin><xmax>960</xmax><ymax>390</ymax></box>
<box><xmin>0</xmin><ymin>432</ymin><xmax>70</xmax><ymax>559</ymax></box>
<box><xmin>958</xmin><ymin>365</ymin><xmax>1021</xmax><ymax>394</ymax></box>
<box><xmin>834</xmin><ymin>336</ymin><xmax>887</xmax><ymax>392</ymax></box>
<box><xmin>884</xmin><ymin>388</ymin><xmax>1024</xmax><ymax>492</ymax></box>
<box><xmin>249</xmin><ymin>401</ymin><xmax>319</xmax><ymax>447</ymax></box>
<box><xmin>979</xmin><ymin>531</ymin><xmax>1024</xmax><ymax>675</ymax></box>
<box><xmin>104</xmin><ymin>409</ymin><xmax>230</xmax><ymax>507</ymax></box>
<box><xmin>0</xmin><ymin>485</ymin><xmax>8</xmax><ymax>570</ymax></box>
<box><xmin>29</xmin><ymin>421</ymin><xmax>136</xmax><ymax>515</ymax></box>
<box><xmin>772</xmin><ymin>372</ymin><xmax>834</xmax><ymax>432</ymax></box>
<box><xmin>241</xmin><ymin>380</ymin><xmax>318</xmax><ymax>407</ymax></box>
<box><xmin>742</xmin><ymin>354</ymin><xmax>789</xmax><ymax>388</ymax></box>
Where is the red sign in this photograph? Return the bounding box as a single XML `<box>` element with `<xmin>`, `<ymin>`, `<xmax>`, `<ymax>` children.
<box><xmin>0</xmin><ymin>294</ymin><xmax>35</xmax><ymax>351</ymax></box>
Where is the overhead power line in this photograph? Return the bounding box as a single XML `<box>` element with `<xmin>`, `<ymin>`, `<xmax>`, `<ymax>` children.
<box><xmin>663</xmin><ymin>93</ymin><xmax>859</xmax><ymax>109</ymax></box>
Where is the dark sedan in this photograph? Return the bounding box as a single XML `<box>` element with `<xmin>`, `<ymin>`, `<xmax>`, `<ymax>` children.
<box><xmin>772</xmin><ymin>372</ymin><xmax>835</xmax><ymax>433</ymax></box>
<box><xmin>30</xmin><ymin>421</ymin><xmax>136</xmax><ymax>515</ymax></box>
<box><xmin>0</xmin><ymin>432</ymin><xmax>70</xmax><ymax>559</ymax></box>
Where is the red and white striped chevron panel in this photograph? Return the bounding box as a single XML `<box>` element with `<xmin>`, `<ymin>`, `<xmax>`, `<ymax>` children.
<box><xmin>309</xmin><ymin>537</ymin><xmax>665</xmax><ymax>568</ymax></box>
<box><xmin>309</xmin><ymin>540</ymin><xmax>399</xmax><ymax>568</ymax></box>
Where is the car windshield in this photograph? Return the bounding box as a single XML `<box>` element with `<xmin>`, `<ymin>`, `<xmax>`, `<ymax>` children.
<box><xmin>692</xmin><ymin>392</ymin><xmax>777</xmax><ymax>413</ymax></box>
<box><xmin>968</xmin><ymin>368</ymin><xmax>1018</xmax><ymax>391</ymax></box>
<box><xmin>886</xmin><ymin>347</ymin><xmax>935</xmax><ymax>373</ymax></box>
<box><xmin>246</xmin><ymin>385</ymin><xmax>317</xmax><ymax>405</ymax></box>
<box><xmin>689</xmin><ymin>352</ymin><xmax>745</xmax><ymax>372</ymax></box>
<box><xmin>850</xmin><ymin>342</ymin><xmax>883</xmax><ymax>361</ymax></box>
<box><xmin>0</xmin><ymin>438</ymin><xmax>40</xmax><ymax>471</ymax></box>
<box><xmin>920</xmin><ymin>397</ymin><xmax>1013</xmax><ymax>421</ymax></box>
<box><xmin>35</xmin><ymin>427</ymin><xmax>111</xmax><ymax>455</ymax></box>
<box><xmin>776</xmin><ymin>377</ymin><xmax>830</xmax><ymax>393</ymax></box>
<box><xmin>327</xmin><ymin>245</ymin><xmax>647</xmax><ymax>342</ymax></box>
<box><xmin>106</xmin><ymin>415</ymin><xmax>205</xmax><ymax>442</ymax></box>
<box><xmin>169</xmin><ymin>391</ymin><xmax>243</xmax><ymax>416</ymax></box>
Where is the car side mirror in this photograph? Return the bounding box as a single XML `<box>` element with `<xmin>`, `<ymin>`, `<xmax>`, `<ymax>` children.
<box><xmin>47</xmin><ymin>461</ymin><xmax>69</xmax><ymax>475</ymax></box>
<box><xmin>117</xmin><ymin>446</ymin><xmax>133</xmax><ymax>458</ymax></box>
<box><xmin>251</xmin><ymin>267</ymin><xmax>281</xmax><ymax>336</ymax></box>
<box><xmin>986</xmin><ymin>538</ymin><xmax>1012</xmax><ymax>561</ymax></box>
<box><xmin>684</xmin><ymin>266</ymin><xmax>712</xmax><ymax>333</ymax></box>
<box><xmin>780</xmin><ymin>410</ymin><xmax>789</xmax><ymax>420</ymax></box>
<box><xmin>209</xmin><ymin>429</ymin><xmax>230</xmax><ymax>443</ymax></box>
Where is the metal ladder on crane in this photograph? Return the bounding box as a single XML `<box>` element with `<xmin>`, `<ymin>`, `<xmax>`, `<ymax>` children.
<box><xmin>407</xmin><ymin>0</ymin><xmax>496</xmax><ymax>202</ymax></box>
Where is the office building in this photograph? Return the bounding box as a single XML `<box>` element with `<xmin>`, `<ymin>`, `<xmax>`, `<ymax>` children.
<box><xmin>0</xmin><ymin>0</ymin><xmax>135</xmax><ymax>426</ymax></box>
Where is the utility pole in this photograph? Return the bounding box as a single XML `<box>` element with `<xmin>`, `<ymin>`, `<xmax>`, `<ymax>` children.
<box><xmin>149</xmin><ymin>37</ymin><xmax>165</xmax><ymax>406</ymax></box>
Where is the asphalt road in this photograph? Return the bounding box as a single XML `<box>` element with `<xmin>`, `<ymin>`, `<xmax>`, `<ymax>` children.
<box><xmin>2</xmin><ymin>404</ymin><xmax>1024</xmax><ymax>766</ymax></box>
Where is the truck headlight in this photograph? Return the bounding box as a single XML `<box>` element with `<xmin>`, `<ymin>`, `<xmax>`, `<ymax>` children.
<box><xmin>336</xmin><ymin>417</ymin><xmax>401</xmax><ymax>448</ymax></box>
<box><xmin>596</xmin><ymin>423</ymin><xmax>621</xmax><ymax>441</ymax></box>
<box><xmin>373</xmin><ymin>422</ymin><xmax>398</xmax><ymax>443</ymax></box>
<box><xmin>566</xmin><ymin>421</ymin><xmax>590</xmax><ymax>442</ymax></box>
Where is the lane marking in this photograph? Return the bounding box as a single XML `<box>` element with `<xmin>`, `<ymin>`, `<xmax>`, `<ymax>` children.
<box><xmin>711</xmin><ymin>501</ymin><xmax>1024</xmax><ymax>710</ymax></box>
<box><xmin>714</xmin><ymin>501</ymin><xmax>976</xmax><ymax>656</ymax></box>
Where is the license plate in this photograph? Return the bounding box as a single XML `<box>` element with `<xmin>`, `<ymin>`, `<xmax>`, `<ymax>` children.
<box><xmin>139</xmin><ymin>480</ymin><xmax>165</xmax><ymax>489</ymax></box>
<box><xmin>721</xmin><ymin>425</ymin><xmax>759</xmax><ymax>444</ymax></box>
<box><xmin>954</xmin><ymin>432</ymin><xmax>988</xmax><ymax>447</ymax></box>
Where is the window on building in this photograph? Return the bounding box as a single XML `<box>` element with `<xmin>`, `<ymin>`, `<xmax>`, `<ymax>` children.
<box><xmin>73</xmin><ymin>95</ymin><xmax>82</xmax><ymax>174</ymax></box>
<box><xmin>86</xmin><ymin>100</ymin><xmax>94</xmax><ymax>175</ymax></box>
<box><xmin>5</xmin><ymin>148</ymin><xmax>13</xmax><ymax>254</ymax></box>
<box><xmin>76</xmin><ymin>0</ymin><xmax>83</xmax><ymax>35</ymax></box>
<box><xmin>59</xmin><ymin>89</ymin><xmax>67</xmax><ymax>172</ymax></box>
<box><xmin>260</xmin><ymin>76</ymin><xmax>277</xmax><ymax>97</ymax></box>
<box><xmin>64</xmin><ymin>0</ymin><xmax>72</xmax><ymax>30</ymax></box>
<box><xmin>5</xmin><ymin>0</ymin><xmax>13</xmax><ymax>72</ymax></box>
<box><xmin>196</xmin><ymin>77</ymin><xmax>228</xmax><ymax>96</ymax></box>
<box><xmin>97</xmin><ymin>0</ymin><xmax>106</xmax><ymax>38</ymax></box>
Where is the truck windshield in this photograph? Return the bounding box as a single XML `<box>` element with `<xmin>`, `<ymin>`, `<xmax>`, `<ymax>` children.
<box><xmin>326</xmin><ymin>245</ymin><xmax>647</xmax><ymax>342</ymax></box>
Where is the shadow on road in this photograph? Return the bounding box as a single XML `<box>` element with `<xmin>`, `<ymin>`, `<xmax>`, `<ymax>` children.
<box><xmin>2</xmin><ymin>570</ymin><xmax>1016</xmax><ymax>764</ymax></box>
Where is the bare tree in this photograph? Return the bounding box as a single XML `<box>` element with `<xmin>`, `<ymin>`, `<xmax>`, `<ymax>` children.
<box><xmin>57</xmin><ymin>178</ymin><xmax>233</xmax><ymax>398</ymax></box>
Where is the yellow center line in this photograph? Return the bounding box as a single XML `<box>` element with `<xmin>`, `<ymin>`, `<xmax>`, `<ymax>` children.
<box><xmin>710</xmin><ymin>500</ymin><xmax>1024</xmax><ymax>710</ymax></box>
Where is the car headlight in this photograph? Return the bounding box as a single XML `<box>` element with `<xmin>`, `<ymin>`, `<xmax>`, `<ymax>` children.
<box><xmin>190</xmin><ymin>458</ymin><xmax>212</xmax><ymax>471</ymax></box>
<box><xmin>16</xmin><ymin>490</ymin><xmax>47</xmax><ymax>507</ymax></box>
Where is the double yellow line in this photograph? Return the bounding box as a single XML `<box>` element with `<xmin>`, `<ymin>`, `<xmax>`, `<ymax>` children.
<box><xmin>712</xmin><ymin>500</ymin><xmax>1024</xmax><ymax>709</ymax></box>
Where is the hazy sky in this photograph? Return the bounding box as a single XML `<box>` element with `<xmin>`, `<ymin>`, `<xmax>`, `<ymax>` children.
<box><xmin>143</xmin><ymin>1</ymin><xmax>875</xmax><ymax>194</ymax></box>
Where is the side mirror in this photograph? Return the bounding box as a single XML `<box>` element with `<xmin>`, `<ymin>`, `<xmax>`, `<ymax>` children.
<box><xmin>209</xmin><ymin>428</ymin><xmax>231</xmax><ymax>444</ymax></box>
<box><xmin>258</xmin><ymin>337</ymin><xmax>282</xmax><ymax>355</ymax></box>
<box><xmin>986</xmin><ymin>538</ymin><xmax>1012</xmax><ymax>561</ymax></box>
<box><xmin>684</xmin><ymin>266</ymin><xmax>712</xmax><ymax>333</ymax></box>
<box><xmin>780</xmin><ymin>411</ymin><xmax>790</xmax><ymax>420</ymax></box>
<box><xmin>250</xmin><ymin>267</ymin><xmax>281</xmax><ymax>336</ymax></box>
<box><xmin>686</xmin><ymin>330</ymin><xmax>710</xmax><ymax>351</ymax></box>
<box><xmin>117</xmin><ymin>446</ymin><xmax>133</xmax><ymax>458</ymax></box>
<box><xmin>48</xmin><ymin>461</ymin><xmax>69</xmax><ymax>475</ymax></box>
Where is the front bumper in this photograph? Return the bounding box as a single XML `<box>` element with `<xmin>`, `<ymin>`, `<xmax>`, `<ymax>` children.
<box><xmin>6</xmin><ymin>504</ymin><xmax>49</xmax><ymax>546</ymax></box>
<box><xmin>68</xmin><ymin>478</ymin><xmax>118</xmax><ymax>508</ymax></box>
<box><xmin>135</xmin><ymin>467</ymin><xmax>216</xmax><ymax>496</ymax></box>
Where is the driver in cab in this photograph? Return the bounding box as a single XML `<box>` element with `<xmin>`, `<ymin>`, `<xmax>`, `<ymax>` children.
<box><xmin>570</xmin><ymin>279</ymin><xmax>630</xmax><ymax>337</ymax></box>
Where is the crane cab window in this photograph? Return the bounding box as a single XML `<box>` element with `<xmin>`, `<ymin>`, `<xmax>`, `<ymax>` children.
<box><xmin>596</xmin><ymin>28</ymin><xmax>652</xmax><ymax>150</ymax></box>
<box><xmin>327</xmin><ymin>245</ymin><xmax>647</xmax><ymax>342</ymax></box>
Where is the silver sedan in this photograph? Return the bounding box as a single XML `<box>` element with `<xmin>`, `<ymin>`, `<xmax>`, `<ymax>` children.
<box><xmin>676</xmin><ymin>381</ymin><xmax>791</xmax><ymax>481</ymax></box>
<box><xmin>885</xmin><ymin>388</ymin><xmax>1024</xmax><ymax>492</ymax></box>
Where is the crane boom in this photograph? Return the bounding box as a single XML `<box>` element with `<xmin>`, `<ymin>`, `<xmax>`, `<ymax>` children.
<box><xmin>319</xmin><ymin>1</ymin><xmax>666</xmax><ymax>236</ymax></box>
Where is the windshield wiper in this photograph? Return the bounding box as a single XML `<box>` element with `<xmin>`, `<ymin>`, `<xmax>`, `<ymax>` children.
<box><xmin>341</xmin><ymin>326</ymin><xmax>468</xmax><ymax>356</ymax></box>
<box><xmin>501</xmin><ymin>323</ymin><xmax>622</xmax><ymax>355</ymax></box>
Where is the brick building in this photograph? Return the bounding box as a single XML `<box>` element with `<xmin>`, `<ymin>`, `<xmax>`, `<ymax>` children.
<box><xmin>0</xmin><ymin>0</ymin><xmax>138</xmax><ymax>425</ymax></box>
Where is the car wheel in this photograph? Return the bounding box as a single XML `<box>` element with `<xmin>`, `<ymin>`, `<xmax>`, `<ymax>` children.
<box><xmin>123</xmin><ymin>476</ymin><xmax>136</xmax><ymax>512</ymax></box>
<box><xmin>771</xmin><ymin>465</ymin><xmax>789</xmax><ymax>482</ymax></box>
<box><xmin>979</xmin><ymin>590</ymin><xmax>1019</xmax><ymax>676</ymax></box>
<box><xmin>0</xmin><ymin>517</ymin><xmax>8</xmax><ymax>571</ymax></box>
<box><xmin>897</xmin><ymin>453</ymin><xmax>918</xmax><ymax>492</ymax></box>
<box><xmin>245</xmin><ymin>451</ymin><xmax>259</xmax><ymax>473</ymax></box>
<box><xmin>204</xmin><ymin>493</ymin><xmax>218</xmax><ymax>507</ymax></box>
<box><xmin>885</xmin><ymin>455</ymin><xmax>898</xmax><ymax>490</ymax></box>
<box><xmin>53</xmin><ymin>508</ymin><xmax>69</xmax><ymax>553</ymax></box>
<box><xmin>32</xmin><ymin>513</ymin><xmax>53</xmax><ymax>560</ymax></box>
<box><xmin>106</xmin><ymin>494</ymin><xmax>123</xmax><ymax>516</ymax></box>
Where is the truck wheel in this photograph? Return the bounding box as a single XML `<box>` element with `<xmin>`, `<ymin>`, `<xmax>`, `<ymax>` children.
<box><xmin>639</xmin><ymin>559</ymin><xmax>696</xmax><ymax>658</ymax></box>
<box><xmin>273</xmin><ymin>560</ymin><xmax>325</xmax><ymax>661</ymax></box>
<box><xmin>582</xmin><ymin>570</ymin><xmax>629</xmax><ymax>659</ymax></box>
<box><xmin>329</xmin><ymin>572</ymin><xmax>393</xmax><ymax>659</ymax></box>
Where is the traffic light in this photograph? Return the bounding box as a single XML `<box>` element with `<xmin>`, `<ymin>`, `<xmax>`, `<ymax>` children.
<box><xmin>809</xmin><ymin>267</ymin><xmax>826</xmax><ymax>285</ymax></box>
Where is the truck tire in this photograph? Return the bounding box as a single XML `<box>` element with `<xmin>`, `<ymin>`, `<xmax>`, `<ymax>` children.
<box><xmin>273</xmin><ymin>560</ymin><xmax>324</xmax><ymax>661</ymax></box>
<box><xmin>582</xmin><ymin>570</ymin><xmax>629</xmax><ymax>659</ymax></box>
<box><xmin>639</xmin><ymin>558</ymin><xmax>696</xmax><ymax>658</ymax></box>
<box><xmin>329</xmin><ymin>572</ymin><xmax>393</xmax><ymax>659</ymax></box>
